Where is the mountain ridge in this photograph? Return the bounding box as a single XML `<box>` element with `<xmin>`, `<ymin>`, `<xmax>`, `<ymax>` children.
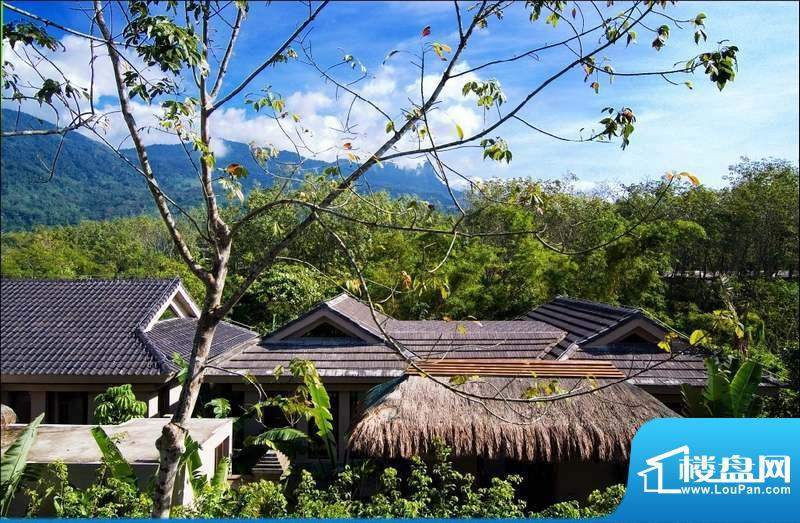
<box><xmin>1</xmin><ymin>109</ymin><xmax>455</xmax><ymax>230</ymax></box>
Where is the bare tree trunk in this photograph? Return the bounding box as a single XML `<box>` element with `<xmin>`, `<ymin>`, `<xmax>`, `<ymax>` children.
<box><xmin>93</xmin><ymin>3</ymin><xmax>232</xmax><ymax>514</ymax></box>
<box><xmin>151</xmin><ymin>302</ymin><xmax>223</xmax><ymax>516</ymax></box>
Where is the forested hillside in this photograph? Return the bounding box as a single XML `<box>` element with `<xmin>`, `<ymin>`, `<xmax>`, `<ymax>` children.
<box><xmin>0</xmin><ymin>110</ymin><xmax>454</xmax><ymax>229</ymax></box>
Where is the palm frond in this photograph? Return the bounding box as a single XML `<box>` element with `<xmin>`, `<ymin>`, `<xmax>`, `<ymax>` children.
<box><xmin>0</xmin><ymin>413</ymin><xmax>43</xmax><ymax>516</ymax></box>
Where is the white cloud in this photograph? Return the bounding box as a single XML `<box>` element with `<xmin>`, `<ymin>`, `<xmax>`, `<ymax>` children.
<box><xmin>361</xmin><ymin>67</ymin><xmax>398</xmax><ymax>99</ymax></box>
<box><xmin>286</xmin><ymin>90</ymin><xmax>334</xmax><ymax>114</ymax></box>
<box><xmin>3</xmin><ymin>33</ymin><xmax>177</xmax><ymax>149</ymax></box>
<box><xmin>200</xmin><ymin>58</ymin><xmax>489</xmax><ymax>174</ymax></box>
<box><xmin>405</xmin><ymin>62</ymin><xmax>482</xmax><ymax>102</ymax></box>
<box><xmin>210</xmin><ymin>137</ymin><xmax>229</xmax><ymax>158</ymax></box>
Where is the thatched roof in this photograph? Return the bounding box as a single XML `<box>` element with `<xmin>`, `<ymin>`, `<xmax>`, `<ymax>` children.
<box><xmin>348</xmin><ymin>375</ymin><xmax>678</xmax><ymax>463</ymax></box>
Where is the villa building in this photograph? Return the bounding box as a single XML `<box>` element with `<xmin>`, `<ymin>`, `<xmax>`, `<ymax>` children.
<box><xmin>6</xmin><ymin>277</ymin><xmax>773</xmax><ymax>504</ymax></box>
<box><xmin>0</xmin><ymin>278</ymin><xmax>258</xmax><ymax>424</ymax></box>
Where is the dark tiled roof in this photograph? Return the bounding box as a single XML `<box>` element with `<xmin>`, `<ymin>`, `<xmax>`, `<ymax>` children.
<box><xmin>568</xmin><ymin>344</ymin><xmax>709</xmax><ymax>387</ymax></box>
<box><xmin>267</xmin><ymin>293</ymin><xmax>392</xmax><ymax>341</ymax></box>
<box><xmin>145</xmin><ymin>318</ymin><xmax>260</xmax><ymax>363</ymax></box>
<box><xmin>1</xmin><ymin>278</ymin><xmax>179</xmax><ymax>376</ymax></box>
<box><xmin>387</xmin><ymin>320</ymin><xmax>565</xmax><ymax>360</ymax></box>
<box><xmin>216</xmin><ymin>295</ymin><xmax>566</xmax><ymax>380</ymax></box>
<box><xmin>0</xmin><ymin>278</ymin><xmax>257</xmax><ymax>378</ymax></box>
<box><xmin>522</xmin><ymin>296</ymin><xmax>642</xmax><ymax>359</ymax></box>
<box><xmin>211</xmin><ymin>338</ymin><xmax>407</xmax><ymax>379</ymax></box>
<box><xmin>571</xmin><ymin>344</ymin><xmax>781</xmax><ymax>388</ymax></box>
<box><xmin>328</xmin><ymin>294</ymin><xmax>392</xmax><ymax>338</ymax></box>
<box><xmin>521</xmin><ymin>297</ymin><xmax>723</xmax><ymax>388</ymax></box>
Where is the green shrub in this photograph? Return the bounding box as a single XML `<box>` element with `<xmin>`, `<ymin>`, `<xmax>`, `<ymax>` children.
<box><xmin>358</xmin><ymin>467</ymin><xmax>425</xmax><ymax>518</ymax></box>
<box><xmin>25</xmin><ymin>461</ymin><xmax>153</xmax><ymax>518</ymax></box>
<box><xmin>93</xmin><ymin>384</ymin><xmax>147</xmax><ymax>425</ymax></box>
<box><xmin>533</xmin><ymin>500</ymin><xmax>583</xmax><ymax>519</ymax></box>
<box><xmin>584</xmin><ymin>483</ymin><xmax>625</xmax><ymax>515</ymax></box>
<box><xmin>531</xmin><ymin>484</ymin><xmax>625</xmax><ymax>518</ymax></box>
<box><xmin>24</xmin><ymin>441</ymin><xmax>532</xmax><ymax>519</ymax></box>
<box><xmin>237</xmin><ymin>480</ymin><xmax>288</xmax><ymax>518</ymax></box>
<box><xmin>293</xmin><ymin>469</ymin><xmax>356</xmax><ymax>518</ymax></box>
<box><xmin>173</xmin><ymin>479</ymin><xmax>288</xmax><ymax>519</ymax></box>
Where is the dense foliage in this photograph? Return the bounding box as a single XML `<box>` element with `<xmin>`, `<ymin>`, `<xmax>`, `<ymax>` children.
<box><xmin>25</xmin><ymin>461</ymin><xmax>153</xmax><ymax>518</ymax></box>
<box><xmin>2</xmin><ymin>158</ymin><xmax>798</xmax><ymax>415</ymax></box>
<box><xmin>22</xmin><ymin>440</ymin><xmax>623</xmax><ymax>518</ymax></box>
<box><xmin>532</xmin><ymin>484</ymin><xmax>626</xmax><ymax>519</ymax></box>
<box><xmin>682</xmin><ymin>359</ymin><xmax>764</xmax><ymax>417</ymax></box>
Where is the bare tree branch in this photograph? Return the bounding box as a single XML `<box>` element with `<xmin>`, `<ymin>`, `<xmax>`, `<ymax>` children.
<box><xmin>208</xmin><ymin>1</ymin><xmax>329</xmax><ymax>114</ymax></box>
<box><xmin>381</xmin><ymin>3</ymin><xmax>653</xmax><ymax>162</ymax></box>
<box><xmin>218</xmin><ymin>2</ymin><xmax>495</xmax><ymax>318</ymax></box>
<box><xmin>209</xmin><ymin>4</ymin><xmax>245</xmax><ymax>99</ymax></box>
<box><xmin>93</xmin><ymin>0</ymin><xmax>212</xmax><ymax>285</ymax></box>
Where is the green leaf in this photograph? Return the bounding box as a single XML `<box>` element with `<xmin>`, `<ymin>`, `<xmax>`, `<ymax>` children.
<box><xmin>455</xmin><ymin>123</ymin><xmax>464</xmax><ymax>140</ymax></box>
<box><xmin>702</xmin><ymin>359</ymin><xmax>732</xmax><ymax>417</ymax></box>
<box><xmin>729</xmin><ymin>361</ymin><xmax>762</xmax><ymax>417</ymax></box>
<box><xmin>431</xmin><ymin>42</ymin><xmax>452</xmax><ymax>61</ymax></box>
<box><xmin>680</xmin><ymin>384</ymin><xmax>706</xmax><ymax>417</ymax></box>
<box><xmin>0</xmin><ymin>414</ymin><xmax>43</xmax><ymax>516</ymax></box>
<box><xmin>205</xmin><ymin>398</ymin><xmax>231</xmax><ymax>418</ymax></box>
<box><xmin>211</xmin><ymin>457</ymin><xmax>230</xmax><ymax>489</ymax></box>
<box><xmin>694</xmin><ymin>13</ymin><xmax>707</xmax><ymax>26</ymax></box>
<box><xmin>172</xmin><ymin>352</ymin><xmax>189</xmax><ymax>384</ymax></box>
<box><xmin>689</xmin><ymin>329</ymin><xmax>707</xmax><ymax>346</ymax></box>
<box><xmin>93</xmin><ymin>384</ymin><xmax>146</xmax><ymax>424</ymax></box>
<box><xmin>290</xmin><ymin>360</ymin><xmax>336</xmax><ymax>463</ymax></box>
<box><xmin>90</xmin><ymin>426</ymin><xmax>137</xmax><ymax>487</ymax></box>
<box><xmin>250</xmin><ymin>427</ymin><xmax>309</xmax><ymax>448</ymax></box>
<box><xmin>179</xmin><ymin>435</ymin><xmax>207</xmax><ymax>495</ymax></box>
<box><xmin>449</xmin><ymin>374</ymin><xmax>479</xmax><ymax>386</ymax></box>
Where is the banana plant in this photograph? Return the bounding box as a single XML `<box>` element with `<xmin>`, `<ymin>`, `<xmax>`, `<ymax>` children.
<box><xmin>246</xmin><ymin>360</ymin><xmax>337</xmax><ymax>465</ymax></box>
<box><xmin>180</xmin><ymin>434</ymin><xmax>231</xmax><ymax>496</ymax></box>
<box><xmin>90</xmin><ymin>426</ymin><xmax>138</xmax><ymax>487</ymax></box>
<box><xmin>0</xmin><ymin>413</ymin><xmax>44</xmax><ymax>516</ymax></box>
<box><xmin>682</xmin><ymin>358</ymin><xmax>763</xmax><ymax>417</ymax></box>
<box><xmin>204</xmin><ymin>398</ymin><xmax>231</xmax><ymax>418</ymax></box>
<box><xmin>290</xmin><ymin>359</ymin><xmax>336</xmax><ymax>465</ymax></box>
<box><xmin>245</xmin><ymin>426</ymin><xmax>309</xmax><ymax>455</ymax></box>
<box><xmin>92</xmin><ymin>427</ymin><xmax>228</xmax><ymax>497</ymax></box>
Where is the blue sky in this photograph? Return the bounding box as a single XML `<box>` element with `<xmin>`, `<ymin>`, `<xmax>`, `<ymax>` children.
<box><xmin>4</xmin><ymin>1</ymin><xmax>799</xmax><ymax>188</ymax></box>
